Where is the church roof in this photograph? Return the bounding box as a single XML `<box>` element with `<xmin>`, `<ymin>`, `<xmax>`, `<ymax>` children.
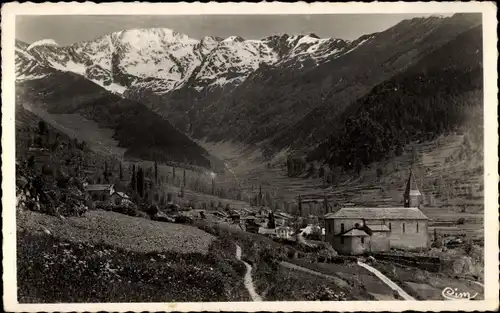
<box><xmin>366</xmin><ymin>224</ymin><xmax>391</xmax><ymax>232</ymax></box>
<box><xmin>325</xmin><ymin>207</ymin><xmax>429</xmax><ymax>220</ymax></box>
<box><xmin>341</xmin><ymin>229</ymin><xmax>370</xmax><ymax>237</ymax></box>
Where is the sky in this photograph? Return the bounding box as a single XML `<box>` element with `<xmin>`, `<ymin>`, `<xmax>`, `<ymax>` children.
<box><xmin>16</xmin><ymin>14</ymin><xmax>451</xmax><ymax>45</ymax></box>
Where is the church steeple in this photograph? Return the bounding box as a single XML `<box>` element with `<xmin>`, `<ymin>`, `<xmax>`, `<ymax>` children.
<box><xmin>403</xmin><ymin>168</ymin><xmax>422</xmax><ymax>208</ymax></box>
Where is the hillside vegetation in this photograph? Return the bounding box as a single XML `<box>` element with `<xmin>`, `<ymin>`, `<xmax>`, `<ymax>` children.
<box><xmin>16</xmin><ymin>71</ymin><xmax>212</xmax><ymax>168</ymax></box>
<box><xmin>309</xmin><ymin>25</ymin><xmax>483</xmax><ymax>172</ymax></box>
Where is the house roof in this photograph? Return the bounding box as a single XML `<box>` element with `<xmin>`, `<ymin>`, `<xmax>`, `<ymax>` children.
<box><xmin>114</xmin><ymin>191</ymin><xmax>129</xmax><ymax>199</ymax></box>
<box><xmin>341</xmin><ymin>229</ymin><xmax>370</xmax><ymax>237</ymax></box>
<box><xmin>85</xmin><ymin>184</ymin><xmax>114</xmax><ymax>191</ymax></box>
<box><xmin>258</xmin><ymin>227</ymin><xmax>276</xmax><ymax>235</ymax></box>
<box><xmin>366</xmin><ymin>224</ymin><xmax>391</xmax><ymax>232</ymax></box>
<box><xmin>276</xmin><ymin>212</ymin><xmax>294</xmax><ymax>219</ymax></box>
<box><xmin>325</xmin><ymin>207</ymin><xmax>428</xmax><ymax>220</ymax></box>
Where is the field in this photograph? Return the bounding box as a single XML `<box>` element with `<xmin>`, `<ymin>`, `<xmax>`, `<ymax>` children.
<box><xmin>17</xmin><ymin>209</ymin><xmax>216</xmax><ymax>255</ymax></box>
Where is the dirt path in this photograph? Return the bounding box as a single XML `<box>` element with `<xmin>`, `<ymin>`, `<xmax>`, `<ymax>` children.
<box><xmin>235</xmin><ymin>245</ymin><xmax>262</xmax><ymax>301</ymax></box>
<box><xmin>357</xmin><ymin>261</ymin><xmax>415</xmax><ymax>300</ymax></box>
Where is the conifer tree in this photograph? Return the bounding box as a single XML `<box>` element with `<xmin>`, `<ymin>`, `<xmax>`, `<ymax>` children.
<box><xmin>154</xmin><ymin>160</ymin><xmax>158</xmax><ymax>184</ymax></box>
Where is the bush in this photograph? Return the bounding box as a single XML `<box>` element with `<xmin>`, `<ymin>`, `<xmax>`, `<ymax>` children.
<box><xmin>306</xmin><ymin>286</ymin><xmax>347</xmax><ymax>301</ymax></box>
<box><xmin>376</xmin><ymin>168</ymin><xmax>383</xmax><ymax>178</ymax></box>
<box><xmin>456</xmin><ymin>217</ymin><xmax>466</xmax><ymax>225</ymax></box>
<box><xmin>112</xmin><ymin>205</ymin><xmax>138</xmax><ymax>217</ymax></box>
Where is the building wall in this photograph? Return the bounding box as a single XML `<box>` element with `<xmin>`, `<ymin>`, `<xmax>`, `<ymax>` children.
<box><xmin>386</xmin><ymin>219</ymin><xmax>429</xmax><ymax>250</ymax></box>
<box><xmin>331</xmin><ymin>236</ymin><xmax>370</xmax><ymax>255</ymax></box>
<box><xmin>325</xmin><ymin>218</ymin><xmax>429</xmax><ymax>251</ymax></box>
<box><xmin>368</xmin><ymin>232</ymin><xmax>390</xmax><ymax>253</ymax></box>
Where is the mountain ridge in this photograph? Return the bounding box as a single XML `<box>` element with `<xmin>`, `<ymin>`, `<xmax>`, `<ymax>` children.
<box><xmin>15</xmin><ymin>14</ymin><xmax>482</xmax><ymax>165</ymax></box>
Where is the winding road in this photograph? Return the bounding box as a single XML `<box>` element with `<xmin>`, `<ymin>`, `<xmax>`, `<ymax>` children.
<box><xmin>235</xmin><ymin>245</ymin><xmax>262</xmax><ymax>301</ymax></box>
<box><xmin>357</xmin><ymin>261</ymin><xmax>415</xmax><ymax>300</ymax></box>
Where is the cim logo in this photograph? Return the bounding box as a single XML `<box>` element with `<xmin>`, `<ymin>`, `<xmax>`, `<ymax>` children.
<box><xmin>441</xmin><ymin>287</ymin><xmax>478</xmax><ymax>300</ymax></box>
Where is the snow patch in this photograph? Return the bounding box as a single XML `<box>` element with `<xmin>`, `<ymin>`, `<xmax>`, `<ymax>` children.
<box><xmin>27</xmin><ymin>39</ymin><xmax>59</xmax><ymax>51</ymax></box>
<box><xmin>49</xmin><ymin>60</ymin><xmax>86</xmax><ymax>76</ymax></box>
<box><xmin>16</xmin><ymin>47</ymin><xmax>36</xmax><ymax>60</ymax></box>
<box><xmin>91</xmin><ymin>79</ymin><xmax>127</xmax><ymax>95</ymax></box>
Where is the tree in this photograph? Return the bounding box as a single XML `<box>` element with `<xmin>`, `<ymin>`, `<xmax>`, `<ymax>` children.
<box><xmin>131</xmin><ymin>165</ymin><xmax>137</xmax><ymax>192</ymax></box>
<box><xmin>38</xmin><ymin>120</ymin><xmax>47</xmax><ymax>135</ymax></box>
<box><xmin>326</xmin><ymin>172</ymin><xmax>334</xmax><ymax>184</ymax></box>
<box><xmin>154</xmin><ymin>161</ymin><xmax>158</xmax><ymax>183</ymax></box>
<box><xmin>376</xmin><ymin>168</ymin><xmax>384</xmax><ymax>179</ymax></box>
<box><xmin>137</xmin><ymin>167</ymin><xmax>145</xmax><ymax>198</ymax></box>
<box><xmin>119</xmin><ymin>163</ymin><xmax>123</xmax><ymax>181</ymax></box>
<box><xmin>268</xmin><ymin>212</ymin><xmax>276</xmax><ymax>229</ymax></box>
<box><xmin>27</xmin><ymin>156</ymin><xmax>35</xmax><ymax>169</ymax></box>
<box><xmin>103</xmin><ymin>160</ymin><xmax>108</xmax><ymax>183</ymax></box>
<box><xmin>318</xmin><ymin>166</ymin><xmax>325</xmax><ymax>178</ymax></box>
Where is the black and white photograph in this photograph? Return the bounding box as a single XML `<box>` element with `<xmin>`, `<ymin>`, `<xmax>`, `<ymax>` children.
<box><xmin>2</xmin><ymin>2</ymin><xmax>498</xmax><ymax>312</ymax></box>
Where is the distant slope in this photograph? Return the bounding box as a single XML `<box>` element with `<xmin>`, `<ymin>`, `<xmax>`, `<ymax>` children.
<box><xmin>16</xmin><ymin>70</ymin><xmax>212</xmax><ymax>168</ymax></box>
<box><xmin>310</xmin><ymin>24</ymin><xmax>483</xmax><ymax>171</ymax></box>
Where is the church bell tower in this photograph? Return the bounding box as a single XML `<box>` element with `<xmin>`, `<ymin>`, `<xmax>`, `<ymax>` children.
<box><xmin>403</xmin><ymin>168</ymin><xmax>422</xmax><ymax>208</ymax></box>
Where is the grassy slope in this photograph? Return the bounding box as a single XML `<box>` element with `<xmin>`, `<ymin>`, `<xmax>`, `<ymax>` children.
<box><xmin>16</xmin><ymin>70</ymin><xmax>211</xmax><ymax>168</ymax></box>
<box><xmin>17</xmin><ymin>209</ymin><xmax>216</xmax><ymax>255</ymax></box>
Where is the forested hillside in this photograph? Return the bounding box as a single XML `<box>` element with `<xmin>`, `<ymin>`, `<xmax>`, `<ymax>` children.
<box><xmin>308</xmin><ymin>25</ymin><xmax>483</xmax><ymax>172</ymax></box>
<box><xmin>16</xmin><ymin>71</ymin><xmax>212</xmax><ymax>168</ymax></box>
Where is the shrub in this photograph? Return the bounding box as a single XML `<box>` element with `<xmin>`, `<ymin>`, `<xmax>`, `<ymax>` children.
<box><xmin>456</xmin><ymin>217</ymin><xmax>465</xmax><ymax>225</ymax></box>
<box><xmin>376</xmin><ymin>168</ymin><xmax>383</xmax><ymax>178</ymax></box>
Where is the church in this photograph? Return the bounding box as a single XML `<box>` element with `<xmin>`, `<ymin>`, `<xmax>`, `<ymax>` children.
<box><xmin>324</xmin><ymin>170</ymin><xmax>429</xmax><ymax>255</ymax></box>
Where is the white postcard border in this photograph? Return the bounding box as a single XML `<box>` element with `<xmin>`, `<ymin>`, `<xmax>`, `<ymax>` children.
<box><xmin>2</xmin><ymin>2</ymin><xmax>498</xmax><ymax>312</ymax></box>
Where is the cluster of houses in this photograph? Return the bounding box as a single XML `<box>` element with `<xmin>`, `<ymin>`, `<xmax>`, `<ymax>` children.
<box><xmin>247</xmin><ymin>169</ymin><xmax>431</xmax><ymax>255</ymax></box>
<box><xmin>83</xmin><ymin>168</ymin><xmax>431</xmax><ymax>256</ymax></box>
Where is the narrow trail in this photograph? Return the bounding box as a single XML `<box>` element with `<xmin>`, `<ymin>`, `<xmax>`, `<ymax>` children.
<box><xmin>357</xmin><ymin>261</ymin><xmax>415</xmax><ymax>301</ymax></box>
<box><xmin>235</xmin><ymin>245</ymin><xmax>262</xmax><ymax>301</ymax></box>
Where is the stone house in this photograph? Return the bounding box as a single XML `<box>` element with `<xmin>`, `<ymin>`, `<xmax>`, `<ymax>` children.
<box><xmin>276</xmin><ymin>226</ymin><xmax>294</xmax><ymax>240</ymax></box>
<box><xmin>85</xmin><ymin>184</ymin><xmax>115</xmax><ymax>202</ymax></box>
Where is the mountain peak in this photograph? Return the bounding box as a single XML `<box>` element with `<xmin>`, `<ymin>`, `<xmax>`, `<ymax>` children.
<box><xmin>116</xmin><ymin>27</ymin><xmax>197</xmax><ymax>45</ymax></box>
<box><xmin>223</xmin><ymin>36</ymin><xmax>245</xmax><ymax>43</ymax></box>
<box><xmin>27</xmin><ymin>39</ymin><xmax>59</xmax><ymax>51</ymax></box>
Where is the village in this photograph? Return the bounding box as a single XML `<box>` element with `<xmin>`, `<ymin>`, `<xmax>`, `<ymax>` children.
<box><xmin>78</xmin><ymin>165</ymin><xmax>468</xmax><ymax>256</ymax></box>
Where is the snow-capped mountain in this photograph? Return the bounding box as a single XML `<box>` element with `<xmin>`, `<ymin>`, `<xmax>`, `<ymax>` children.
<box><xmin>15</xmin><ymin>28</ymin><xmax>354</xmax><ymax>96</ymax></box>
